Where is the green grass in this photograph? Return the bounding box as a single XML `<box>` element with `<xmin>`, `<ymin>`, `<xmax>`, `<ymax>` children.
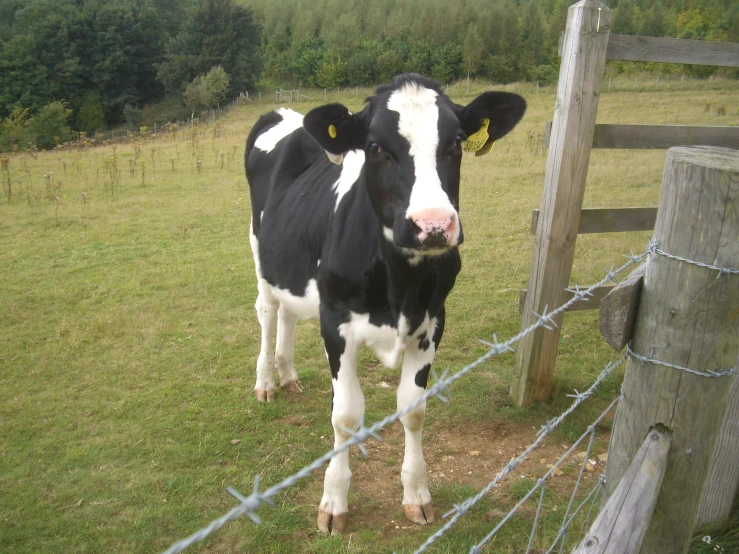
<box><xmin>2</xmin><ymin>81</ymin><xmax>738</xmax><ymax>553</ymax></box>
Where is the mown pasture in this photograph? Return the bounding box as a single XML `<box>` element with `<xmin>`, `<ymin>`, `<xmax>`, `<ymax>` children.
<box><xmin>1</xmin><ymin>81</ymin><xmax>737</xmax><ymax>553</ymax></box>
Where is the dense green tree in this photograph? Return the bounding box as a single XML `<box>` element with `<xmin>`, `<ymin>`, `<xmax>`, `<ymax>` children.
<box><xmin>1</xmin><ymin>0</ymin><xmax>736</xmax><ymax>132</ymax></box>
<box><xmin>157</xmin><ymin>0</ymin><xmax>262</xmax><ymax>96</ymax></box>
<box><xmin>431</xmin><ymin>43</ymin><xmax>464</xmax><ymax>84</ymax></box>
<box><xmin>463</xmin><ymin>24</ymin><xmax>485</xmax><ymax>81</ymax></box>
<box><xmin>613</xmin><ymin>0</ymin><xmax>637</xmax><ymax>35</ymax></box>
<box><xmin>640</xmin><ymin>2</ymin><xmax>669</xmax><ymax>37</ymax></box>
<box><xmin>346</xmin><ymin>38</ymin><xmax>383</xmax><ymax>86</ymax></box>
<box><xmin>288</xmin><ymin>37</ymin><xmax>327</xmax><ymax>87</ymax></box>
<box><xmin>76</xmin><ymin>0</ymin><xmax>167</xmax><ymax>125</ymax></box>
<box><xmin>376</xmin><ymin>41</ymin><xmax>408</xmax><ymax>83</ymax></box>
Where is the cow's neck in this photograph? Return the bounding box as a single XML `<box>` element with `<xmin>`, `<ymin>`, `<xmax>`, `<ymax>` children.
<box><xmin>379</xmin><ymin>238</ymin><xmax>449</xmax><ymax>335</ymax></box>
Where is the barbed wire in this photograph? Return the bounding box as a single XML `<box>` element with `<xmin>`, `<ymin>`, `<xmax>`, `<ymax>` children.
<box><xmin>164</xmin><ymin>235</ymin><xmax>736</xmax><ymax>553</ymax></box>
<box><xmin>626</xmin><ymin>343</ymin><xmax>736</xmax><ymax>378</ymax></box>
<box><xmin>162</xmin><ymin>246</ymin><xmax>649</xmax><ymax>553</ymax></box>
<box><xmin>414</xmin><ymin>355</ymin><xmax>626</xmax><ymax>553</ymax></box>
<box><xmin>648</xmin><ymin>241</ymin><xmax>739</xmax><ymax>280</ymax></box>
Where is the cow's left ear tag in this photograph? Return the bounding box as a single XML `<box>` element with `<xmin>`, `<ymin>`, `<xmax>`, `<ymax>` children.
<box><xmin>325</xmin><ymin>124</ymin><xmax>343</xmax><ymax>164</ymax></box>
<box><xmin>462</xmin><ymin>118</ymin><xmax>491</xmax><ymax>153</ymax></box>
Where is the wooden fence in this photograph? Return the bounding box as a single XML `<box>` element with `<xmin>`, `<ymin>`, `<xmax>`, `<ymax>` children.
<box><xmin>576</xmin><ymin>146</ymin><xmax>738</xmax><ymax>553</ymax></box>
<box><xmin>512</xmin><ymin>0</ymin><xmax>739</xmax><ymax>407</ymax></box>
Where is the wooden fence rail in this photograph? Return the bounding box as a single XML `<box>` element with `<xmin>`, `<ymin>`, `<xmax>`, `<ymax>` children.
<box><xmin>543</xmin><ymin>122</ymin><xmax>739</xmax><ymax>150</ymax></box>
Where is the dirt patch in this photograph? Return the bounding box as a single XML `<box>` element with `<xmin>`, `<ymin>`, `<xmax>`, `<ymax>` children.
<box><xmin>313</xmin><ymin>419</ymin><xmax>610</xmax><ymax>531</ymax></box>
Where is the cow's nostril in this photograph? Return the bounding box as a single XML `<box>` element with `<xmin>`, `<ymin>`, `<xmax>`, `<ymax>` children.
<box><xmin>408</xmin><ymin>209</ymin><xmax>458</xmax><ymax>247</ymax></box>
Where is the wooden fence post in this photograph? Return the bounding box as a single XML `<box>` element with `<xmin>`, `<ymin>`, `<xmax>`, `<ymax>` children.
<box><xmin>698</xmin><ymin>373</ymin><xmax>739</xmax><ymax>526</ymax></box>
<box><xmin>605</xmin><ymin>146</ymin><xmax>739</xmax><ymax>553</ymax></box>
<box><xmin>511</xmin><ymin>0</ymin><xmax>611</xmax><ymax>406</ymax></box>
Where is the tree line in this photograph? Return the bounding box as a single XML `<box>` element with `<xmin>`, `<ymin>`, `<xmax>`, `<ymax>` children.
<box><xmin>1</xmin><ymin>0</ymin><xmax>737</xmax><ymax>149</ymax></box>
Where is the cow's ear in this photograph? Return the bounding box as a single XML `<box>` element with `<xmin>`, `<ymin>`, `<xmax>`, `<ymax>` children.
<box><xmin>304</xmin><ymin>103</ymin><xmax>368</xmax><ymax>155</ymax></box>
<box><xmin>457</xmin><ymin>92</ymin><xmax>526</xmax><ymax>156</ymax></box>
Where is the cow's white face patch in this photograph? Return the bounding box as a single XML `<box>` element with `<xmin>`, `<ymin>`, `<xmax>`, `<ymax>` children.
<box><xmin>333</xmin><ymin>149</ymin><xmax>365</xmax><ymax>212</ymax></box>
<box><xmin>254</xmin><ymin>108</ymin><xmax>304</xmax><ymax>153</ymax></box>
<box><xmin>387</xmin><ymin>84</ymin><xmax>457</xmax><ymax>223</ymax></box>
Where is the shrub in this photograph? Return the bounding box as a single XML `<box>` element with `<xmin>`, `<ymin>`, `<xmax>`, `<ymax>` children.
<box><xmin>529</xmin><ymin>64</ymin><xmax>558</xmax><ymax>85</ymax></box>
<box><xmin>0</xmin><ymin>107</ymin><xmax>31</xmax><ymax>152</ymax></box>
<box><xmin>483</xmin><ymin>54</ymin><xmax>517</xmax><ymax>84</ymax></box>
<box><xmin>76</xmin><ymin>93</ymin><xmax>105</xmax><ymax>133</ymax></box>
<box><xmin>124</xmin><ymin>105</ymin><xmax>143</xmax><ymax>129</ymax></box>
<box><xmin>315</xmin><ymin>55</ymin><xmax>347</xmax><ymax>89</ymax></box>
<box><xmin>431</xmin><ymin>42</ymin><xmax>464</xmax><ymax>84</ymax></box>
<box><xmin>184</xmin><ymin>66</ymin><xmax>230</xmax><ymax>110</ymax></box>
<box><xmin>27</xmin><ymin>102</ymin><xmax>72</xmax><ymax>150</ymax></box>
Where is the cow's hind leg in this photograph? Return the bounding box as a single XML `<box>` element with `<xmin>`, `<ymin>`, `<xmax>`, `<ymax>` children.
<box><xmin>318</xmin><ymin>322</ymin><xmax>362</xmax><ymax>534</ymax></box>
<box><xmin>397</xmin><ymin>324</ymin><xmax>440</xmax><ymax>525</ymax></box>
<box><xmin>254</xmin><ymin>289</ymin><xmax>278</xmax><ymax>402</ymax></box>
<box><xmin>275</xmin><ymin>306</ymin><xmax>303</xmax><ymax>393</ymax></box>
<box><xmin>250</xmin><ymin>220</ymin><xmax>279</xmax><ymax>403</ymax></box>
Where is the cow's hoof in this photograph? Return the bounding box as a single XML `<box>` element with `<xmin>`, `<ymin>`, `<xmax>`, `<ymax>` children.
<box><xmin>280</xmin><ymin>379</ymin><xmax>303</xmax><ymax>394</ymax></box>
<box><xmin>403</xmin><ymin>503</ymin><xmax>435</xmax><ymax>525</ymax></box>
<box><xmin>255</xmin><ymin>389</ymin><xmax>275</xmax><ymax>403</ymax></box>
<box><xmin>317</xmin><ymin>510</ymin><xmax>348</xmax><ymax>535</ymax></box>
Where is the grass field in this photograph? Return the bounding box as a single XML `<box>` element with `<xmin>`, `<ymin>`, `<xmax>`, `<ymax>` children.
<box><xmin>1</xmin><ymin>81</ymin><xmax>737</xmax><ymax>553</ymax></box>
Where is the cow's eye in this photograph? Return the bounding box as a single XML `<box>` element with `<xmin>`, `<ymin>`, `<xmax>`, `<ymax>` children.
<box><xmin>446</xmin><ymin>134</ymin><xmax>465</xmax><ymax>157</ymax></box>
<box><xmin>368</xmin><ymin>142</ymin><xmax>382</xmax><ymax>154</ymax></box>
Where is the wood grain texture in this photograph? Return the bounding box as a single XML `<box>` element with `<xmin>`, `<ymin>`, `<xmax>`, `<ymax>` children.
<box><xmin>604</xmin><ymin>147</ymin><xmax>739</xmax><ymax>554</ymax></box>
<box><xmin>512</xmin><ymin>0</ymin><xmax>611</xmax><ymax>406</ymax></box>
<box><xmin>544</xmin><ymin>123</ymin><xmax>739</xmax><ymax>150</ymax></box>
<box><xmin>530</xmin><ymin>207</ymin><xmax>657</xmax><ymax>235</ymax></box>
<box><xmin>599</xmin><ymin>264</ymin><xmax>646</xmax><ymax>351</ymax></box>
<box><xmin>606</xmin><ymin>34</ymin><xmax>739</xmax><ymax>67</ymax></box>
<box><xmin>518</xmin><ymin>285</ymin><xmax>614</xmax><ymax>314</ymax></box>
<box><xmin>573</xmin><ymin>429</ymin><xmax>671</xmax><ymax>554</ymax></box>
<box><xmin>697</xmin><ymin>371</ymin><xmax>739</xmax><ymax>526</ymax></box>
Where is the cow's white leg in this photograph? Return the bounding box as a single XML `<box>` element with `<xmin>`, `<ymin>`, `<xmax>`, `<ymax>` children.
<box><xmin>253</xmin><ymin>289</ymin><xmax>278</xmax><ymax>402</ymax></box>
<box><xmin>250</xmin><ymin>221</ymin><xmax>278</xmax><ymax>402</ymax></box>
<box><xmin>397</xmin><ymin>328</ymin><xmax>437</xmax><ymax>525</ymax></box>
<box><xmin>276</xmin><ymin>305</ymin><xmax>302</xmax><ymax>393</ymax></box>
<box><xmin>318</xmin><ymin>329</ymin><xmax>362</xmax><ymax>535</ymax></box>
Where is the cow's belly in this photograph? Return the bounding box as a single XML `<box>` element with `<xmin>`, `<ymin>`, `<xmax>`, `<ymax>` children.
<box><xmin>339</xmin><ymin>312</ymin><xmax>437</xmax><ymax>370</ymax></box>
<box><xmin>271</xmin><ymin>279</ymin><xmax>321</xmax><ymax>320</ymax></box>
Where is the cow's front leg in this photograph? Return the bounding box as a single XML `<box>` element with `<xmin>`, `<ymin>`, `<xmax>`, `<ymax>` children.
<box><xmin>398</xmin><ymin>318</ymin><xmax>442</xmax><ymax>525</ymax></box>
<box><xmin>317</xmin><ymin>317</ymin><xmax>363</xmax><ymax>535</ymax></box>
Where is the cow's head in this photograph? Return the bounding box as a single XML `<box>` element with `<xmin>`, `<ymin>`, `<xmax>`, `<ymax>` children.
<box><xmin>304</xmin><ymin>74</ymin><xmax>525</xmax><ymax>256</ymax></box>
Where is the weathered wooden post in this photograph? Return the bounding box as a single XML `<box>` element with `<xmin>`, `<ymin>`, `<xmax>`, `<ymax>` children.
<box><xmin>511</xmin><ymin>0</ymin><xmax>611</xmax><ymax>406</ymax></box>
<box><xmin>605</xmin><ymin>146</ymin><xmax>739</xmax><ymax>553</ymax></box>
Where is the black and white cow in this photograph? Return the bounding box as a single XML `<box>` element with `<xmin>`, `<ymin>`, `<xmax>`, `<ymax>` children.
<box><xmin>245</xmin><ymin>74</ymin><xmax>525</xmax><ymax>534</ymax></box>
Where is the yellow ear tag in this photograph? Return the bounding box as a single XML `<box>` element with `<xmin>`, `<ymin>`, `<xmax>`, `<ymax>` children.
<box><xmin>462</xmin><ymin>118</ymin><xmax>490</xmax><ymax>153</ymax></box>
<box><xmin>328</xmin><ymin>124</ymin><xmax>337</xmax><ymax>139</ymax></box>
<box><xmin>475</xmin><ymin>140</ymin><xmax>495</xmax><ymax>156</ymax></box>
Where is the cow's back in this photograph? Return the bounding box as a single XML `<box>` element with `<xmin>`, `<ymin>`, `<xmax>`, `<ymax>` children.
<box><xmin>245</xmin><ymin>108</ymin><xmax>343</xmax><ymax>297</ymax></box>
